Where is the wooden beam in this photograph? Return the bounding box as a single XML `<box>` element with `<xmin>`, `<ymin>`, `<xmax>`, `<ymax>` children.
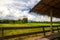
<box><xmin>50</xmin><ymin>9</ymin><xmax>53</xmax><ymax>33</ymax></box>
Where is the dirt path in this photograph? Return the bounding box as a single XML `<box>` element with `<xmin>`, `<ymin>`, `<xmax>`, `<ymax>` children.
<box><xmin>24</xmin><ymin>36</ymin><xmax>49</xmax><ymax>40</ymax></box>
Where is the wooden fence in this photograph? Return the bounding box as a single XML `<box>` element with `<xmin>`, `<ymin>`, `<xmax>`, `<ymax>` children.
<box><xmin>0</xmin><ymin>25</ymin><xmax>60</xmax><ymax>40</ymax></box>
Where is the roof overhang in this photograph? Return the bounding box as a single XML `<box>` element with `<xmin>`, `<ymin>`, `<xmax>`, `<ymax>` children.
<box><xmin>30</xmin><ymin>0</ymin><xmax>60</xmax><ymax>18</ymax></box>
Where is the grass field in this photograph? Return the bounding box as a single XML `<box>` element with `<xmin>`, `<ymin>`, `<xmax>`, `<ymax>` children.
<box><xmin>0</xmin><ymin>23</ymin><xmax>60</xmax><ymax>27</ymax></box>
<box><xmin>0</xmin><ymin>23</ymin><xmax>60</xmax><ymax>40</ymax></box>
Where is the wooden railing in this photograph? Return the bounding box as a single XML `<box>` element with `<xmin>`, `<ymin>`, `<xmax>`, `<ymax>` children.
<box><xmin>0</xmin><ymin>25</ymin><xmax>60</xmax><ymax>40</ymax></box>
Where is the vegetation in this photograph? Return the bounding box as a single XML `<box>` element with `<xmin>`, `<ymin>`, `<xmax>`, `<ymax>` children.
<box><xmin>0</xmin><ymin>22</ymin><xmax>60</xmax><ymax>27</ymax></box>
<box><xmin>0</xmin><ymin>18</ymin><xmax>60</xmax><ymax>40</ymax></box>
<box><xmin>0</xmin><ymin>18</ymin><xmax>28</xmax><ymax>24</ymax></box>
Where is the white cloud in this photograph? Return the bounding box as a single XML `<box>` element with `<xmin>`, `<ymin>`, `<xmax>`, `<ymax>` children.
<box><xmin>0</xmin><ymin>0</ymin><xmax>60</xmax><ymax>21</ymax></box>
<box><xmin>0</xmin><ymin>0</ymin><xmax>40</xmax><ymax>20</ymax></box>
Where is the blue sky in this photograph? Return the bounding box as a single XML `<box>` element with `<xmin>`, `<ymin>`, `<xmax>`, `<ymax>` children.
<box><xmin>0</xmin><ymin>0</ymin><xmax>60</xmax><ymax>21</ymax></box>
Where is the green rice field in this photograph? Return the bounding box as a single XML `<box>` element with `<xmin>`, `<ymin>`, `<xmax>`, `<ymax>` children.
<box><xmin>0</xmin><ymin>23</ymin><xmax>60</xmax><ymax>27</ymax></box>
<box><xmin>0</xmin><ymin>23</ymin><xmax>60</xmax><ymax>40</ymax></box>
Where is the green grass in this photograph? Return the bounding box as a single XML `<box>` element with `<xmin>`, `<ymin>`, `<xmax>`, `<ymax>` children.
<box><xmin>4</xmin><ymin>28</ymin><xmax>43</xmax><ymax>36</ymax></box>
<box><xmin>0</xmin><ymin>23</ymin><xmax>60</xmax><ymax>27</ymax></box>
<box><xmin>0</xmin><ymin>23</ymin><xmax>60</xmax><ymax>40</ymax></box>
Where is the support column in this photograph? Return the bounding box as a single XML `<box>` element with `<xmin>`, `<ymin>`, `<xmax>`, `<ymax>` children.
<box><xmin>50</xmin><ymin>9</ymin><xmax>53</xmax><ymax>33</ymax></box>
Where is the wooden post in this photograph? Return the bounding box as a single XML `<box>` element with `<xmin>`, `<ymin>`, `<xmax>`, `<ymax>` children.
<box><xmin>42</xmin><ymin>27</ymin><xmax>46</xmax><ymax>36</ymax></box>
<box><xmin>57</xmin><ymin>26</ymin><xmax>59</xmax><ymax>32</ymax></box>
<box><xmin>2</xmin><ymin>27</ymin><xmax>4</xmax><ymax>40</ymax></box>
<box><xmin>50</xmin><ymin>9</ymin><xmax>53</xmax><ymax>33</ymax></box>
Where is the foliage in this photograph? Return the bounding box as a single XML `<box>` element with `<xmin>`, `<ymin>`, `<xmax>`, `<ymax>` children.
<box><xmin>22</xmin><ymin>18</ymin><xmax>28</xmax><ymax>23</ymax></box>
<box><xmin>0</xmin><ymin>18</ymin><xmax>28</xmax><ymax>24</ymax></box>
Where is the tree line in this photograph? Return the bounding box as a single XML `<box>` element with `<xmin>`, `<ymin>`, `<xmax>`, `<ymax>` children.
<box><xmin>0</xmin><ymin>18</ymin><xmax>28</xmax><ymax>24</ymax></box>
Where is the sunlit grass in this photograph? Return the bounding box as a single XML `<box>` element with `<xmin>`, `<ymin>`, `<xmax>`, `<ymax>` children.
<box><xmin>0</xmin><ymin>23</ymin><xmax>60</xmax><ymax>27</ymax></box>
<box><xmin>4</xmin><ymin>28</ymin><xmax>43</xmax><ymax>36</ymax></box>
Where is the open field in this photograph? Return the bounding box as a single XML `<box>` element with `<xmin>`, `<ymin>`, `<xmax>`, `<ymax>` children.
<box><xmin>0</xmin><ymin>23</ymin><xmax>60</xmax><ymax>27</ymax></box>
<box><xmin>0</xmin><ymin>23</ymin><xmax>60</xmax><ymax>40</ymax></box>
